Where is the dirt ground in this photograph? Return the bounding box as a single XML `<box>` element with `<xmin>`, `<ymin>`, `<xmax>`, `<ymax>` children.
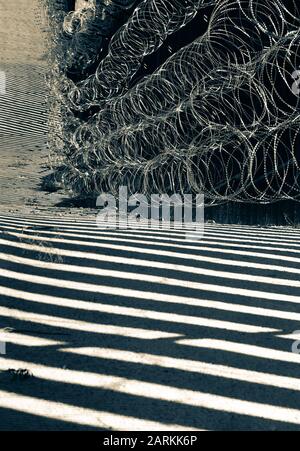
<box><xmin>0</xmin><ymin>0</ymin><xmax>96</xmax><ymax>218</ymax></box>
<box><xmin>1</xmin><ymin>0</ymin><xmax>300</xmax><ymax>432</ymax></box>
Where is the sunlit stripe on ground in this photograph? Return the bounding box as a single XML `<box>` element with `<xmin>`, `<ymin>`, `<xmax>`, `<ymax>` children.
<box><xmin>203</xmin><ymin>230</ymin><xmax>300</xmax><ymax>244</ymax></box>
<box><xmin>0</xmin><ymin>331</ymin><xmax>66</xmax><ymax>347</ymax></box>
<box><xmin>3</xmin><ymin>213</ymin><xmax>300</xmax><ymax>238</ymax></box>
<box><xmin>3</xmin><ymin>225</ymin><xmax>300</xmax><ymax>268</ymax></box>
<box><xmin>60</xmin><ymin>347</ymin><xmax>300</xmax><ymax>391</ymax></box>
<box><xmin>2</xmin><ymin>216</ymin><xmax>293</xmax><ymax>244</ymax></box>
<box><xmin>1</xmin><ymin>359</ymin><xmax>300</xmax><ymax>425</ymax></box>
<box><xmin>176</xmin><ymin>339</ymin><xmax>299</xmax><ymax>364</ymax></box>
<box><xmin>1</xmin><ymin>254</ymin><xmax>299</xmax><ymax>310</ymax></box>
<box><xmin>5</xmin><ymin>214</ymin><xmax>300</xmax><ymax>238</ymax></box>
<box><xmin>0</xmin><ymin>284</ymin><xmax>279</xmax><ymax>334</ymax></box>
<box><xmin>3</xmin><ymin>214</ymin><xmax>300</xmax><ymax>242</ymax></box>
<box><xmin>2</xmin><ymin>234</ymin><xmax>300</xmax><ymax>281</ymax></box>
<box><xmin>3</xmin><ymin>217</ymin><xmax>300</xmax><ymax>257</ymax></box>
<box><xmin>2</xmin><ymin>216</ymin><xmax>300</xmax><ymax>247</ymax></box>
<box><xmin>0</xmin><ymin>253</ymin><xmax>299</xmax><ymax>308</ymax></box>
<box><xmin>0</xmin><ymin>390</ymin><xmax>196</xmax><ymax>431</ymax></box>
<box><xmin>0</xmin><ymin>307</ymin><xmax>181</xmax><ymax>340</ymax></box>
<box><xmin>2</xmin><ymin>285</ymin><xmax>300</xmax><ymax>323</ymax></box>
<box><xmin>0</xmin><ymin>295</ymin><xmax>274</xmax><ymax>334</ymax></box>
<box><xmin>207</xmin><ymin>226</ymin><xmax>300</xmax><ymax>239</ymax></box>
<box><xmin>277</xmin><ymin>332</ymin><xmax>300</xmax><ymax>341</ymax></box>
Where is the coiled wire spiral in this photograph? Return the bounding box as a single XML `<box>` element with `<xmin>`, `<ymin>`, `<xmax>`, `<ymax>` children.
<box><xmin>43</xmin><ymin>0</ymin><xmax>300</xmax><ymax>203</ymax></box>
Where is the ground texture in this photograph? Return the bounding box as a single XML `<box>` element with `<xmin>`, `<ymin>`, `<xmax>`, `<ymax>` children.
<box><xmin>1</xmin><ymin>214</ymin><xmax>300</xmax><ymax>430</ymax></box>
<box><xmin>1</xmin><ymin>0</ymin><xmax>300</xmax><ymax>432</ymax></box>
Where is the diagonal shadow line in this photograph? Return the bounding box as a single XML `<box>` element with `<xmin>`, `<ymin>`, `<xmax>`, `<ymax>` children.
<box><xmin>3</xmin><ymin>341</ymin><xmax>300</xmax><ymax>409</ymax></box>
<box><xmin>2</xmin><ymin>220</ymin><xmax>300</xmax><ymax>251</ymax></box>
<box><xmin>2</xmin><ymin>215</ymin><xmax>300</xmax><ymax>241</ymax></box>
<box><xmin>0</xmin><ymin>277</ymin><xmax>295</xmax><ymax>336</ymax></box>
<box><xmin>1</xmin><ymin>356</ymin><xmax>300</xmax><ymax>431</ymax></box>
<box><xmin>0</xmin><ymin>312</ymin><xmax>299</xmax><ymax>379</ymax></box>
<box><xmin>0</xmin><ymin>256</ymin><xmax>299</xmax><ymax>309</ymax></box>
<box><xmin>2</xmin><ymin>219</ymin><xmax>300</xmax><ymax>257</ymax></box>
<box><xmin>2</xmin><ymin>234</ymin><xmax>300</xmax><ymax>281</ymax></box>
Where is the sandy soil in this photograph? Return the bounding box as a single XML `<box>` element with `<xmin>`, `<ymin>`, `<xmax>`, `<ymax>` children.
<box><xmin>0</xmin><ymin>0</ymin><xmax>46</xmax><ymax>65</ymax></box>
<box><xmin>0</xmin><ymin>1</ymin><xmax>94</xmax><ymax>217</ymax></box>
